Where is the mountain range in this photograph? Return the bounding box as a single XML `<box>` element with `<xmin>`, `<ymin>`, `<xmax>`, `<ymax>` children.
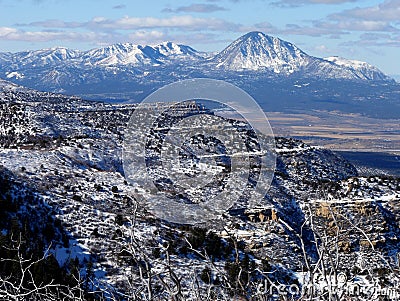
<box><xmin>0</xmin><ymin>32</ymin><xmax>391</xmax><ymax>80</ymax></box>
<box><xmin>0</xmin><ymin>31</ymin><xmax>399</xmax><ymax>119</ymax></box>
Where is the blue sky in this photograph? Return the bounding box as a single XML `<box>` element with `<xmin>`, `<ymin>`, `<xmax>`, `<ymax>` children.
<box><xmin>0</xmin><ymin>0</ymin><xmax>399</xmax><ymax>76</ymax></box>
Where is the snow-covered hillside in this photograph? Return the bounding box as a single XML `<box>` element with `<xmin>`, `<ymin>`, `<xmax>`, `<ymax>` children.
<box><xmin>324</xmin><ymin>56</ymin><xmax>391</xmax><ymax>80</ymax></box>
<box><xmin>0</xmin><ymin>81</ymin><xmax>399</xmax><ymax>300</ymax></box>
<box><xmin>9</xmin><ymin>47</ymin><xmax>81</xmax><ymax>68</ymax></box>
<box><xmin>82</xmin><ymin>43</ymin><xmax>162</xmax><ymax>66</ymax></box>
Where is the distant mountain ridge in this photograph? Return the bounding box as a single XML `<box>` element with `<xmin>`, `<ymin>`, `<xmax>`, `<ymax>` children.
<box><xmin>81</xmin><ymin>42</ymin><xmax>201</xmax><ymax>67</ymax></box>
<box><xmin>0</xmin><ymin>41</ymin><xmax>202</xmax><ymax>70</ymax></box>
<box><xmin>0</xmin><ymin>31</ymin><xmax>397</xmax><ymax>109</ymax></box>
<box><xmin>0</xmin><ymin>32</ymin><xmax>391</xmax><ymax>80</ymax></box>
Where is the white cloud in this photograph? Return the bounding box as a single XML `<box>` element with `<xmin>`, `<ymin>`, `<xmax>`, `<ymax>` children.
<box><xmin>0</xmin><ymin>25</ymin><xmax>229</xmax><ymax>49</ymax></box>
<box><xmin>314</xmin><ymin>19</ymin><xmax>397</xmax><ymax>32</ymax></box>
<box><xmin>273</xmin><ymin>0</ymin><xmax>400</xmax><ymax>42</ymax></box>
<box><xmin>241</xmin><ymin>21</ymin><xmax>280</xmax><ymax>34</ymax></box>
<box><xmin>127</xmin><ymin>30</ymin><xmax>166</xmax><ymax>44</ymax></box>
<box><xmin>87</xmin><ymin>15</ymin><xmax>240</xmax><ymax>31</ymax></box>
<box><xmin>343</xmin><ymin>32</ymin><xmax>400</xmax><ymax>47</ymax></box>
<box><xmin>23</xmin><ymin>15</ymin><xmax>241</xmax><ymax>32</ymax></box>
<box><xmin>6</xmin><ymin>1</ymin><xmax>399</xmax><ymax>50</ymax></box>
<box><xmin>0</xmin><ymin>27</ymin><xmax>113</xmax><ymax>43</ymax></box>
<box><xmin>0</xmin><ymin>27</ymin><xmax>18</xmax><ymax>36</ymax></box>
<box><xmin>282</xmin><ymin>23</ymin><xmax>348</xmax><ymax>36</ymax></box>
<box><xmin>126</xmin><ymin>31</ymin><xmax>228</xmax><ymax>48</ymax></box>
<box><xmin>332</xmin><ymin>0</ymin><xmax>400</xmax><ymax>22</ymax></box>
<box><xmin>314</xmin><ymin>44</ymin><xmax>331</xmax><ymax>52</ymax></box>
<box><xmin>27</xmin><ymin>19</ymin><xmax>82</xmax><ymax>28</ymax></box>
<box><xmin>0</xmin><ymin>13</ymin><xmax>244</xmax><ymax>47</ymax></box>
<box><xmin>322</xmin><ymin>0</ymin><xmax>400</xmax><ymax>32</ymax></box>
<box><xmin>162</xmin><ymin>3</ymin><xmax>227</xmax><ymax>13</ymax></box>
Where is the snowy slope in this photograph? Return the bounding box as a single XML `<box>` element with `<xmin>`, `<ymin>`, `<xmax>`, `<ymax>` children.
<box><xmin>0</xmin><ymin>83</ymin><xmax>399</xmax><ymax>299</ymax></box>
<box><xmin>1</xmin><ymin>42</ymin><xmax>201</xmax><ymax>69</ymax></box>
<box><xmin>151</xmin><ymin>41</ymin><xmax>200</xmax><ymax>58</ymax></box>
<box><xmin>0</xmin><ymin>78</ymin><xmax>18</xmax><ymax>90</ymax></box>
<box><xmin>82</xmin><ymin>43</ymin><xmax>161</xmax><ymax>66</ymax></box>
<box><xmin>10</xmin><ymin>47</ymin><xmax>81</xmax><ymax>68</ymax></box>
<box><xmin>324</xmin><ymin>56</ymin><xmax>390</xmax><ymax>81</ymax></box>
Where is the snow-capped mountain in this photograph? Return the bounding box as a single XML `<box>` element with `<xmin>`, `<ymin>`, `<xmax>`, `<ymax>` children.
<box><xmin>1</xmin><ymin>42</ymin><xmax>201</xmax><ymax>69</ymax></box>
<box><xmin>324</xmin><ymin>56</ymin><xmax>390</xmax><ymax>81</ymax></box>
<box><xmin>10</xmin><ymin>47</ymin><xmax>82</xmax><ymax>68</ymax></box>
<box><xmin>0</xmin><ymin>31</ymin><xmax>390</xmax><ymax>78</ymax></box>
<box><xmin>82</xmin><ymin>43</ymin><xmax>162</xmax><ymax>66</ymax></box>
<box><xmin>151</xmin><ymin>41</ymin><xmax>200</xmax><ymax>58</ymax></box>
<box><xmin>81</xmin><ymin>42</ymin><xmax>202</xmax><ymax>66</ymax></box>
<box><xmin>210</xmin><ymin>32</ymin><xmax>390</xmax><ymax>81</ymax></box>
<box><xmin>211</xmin><ymin>31</ymin><xmax>311</xmax><ymax>73</ymax></box>
<box><xmin>0</xmin><ymin>31</ymin><xmax>395</xmax><ymax>103</ymax></box>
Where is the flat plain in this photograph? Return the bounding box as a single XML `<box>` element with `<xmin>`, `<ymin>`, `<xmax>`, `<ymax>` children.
<box><xmin>268</xmin><ymin>110</ymin><xmax>400</xmax><ymax>153</ymax></box>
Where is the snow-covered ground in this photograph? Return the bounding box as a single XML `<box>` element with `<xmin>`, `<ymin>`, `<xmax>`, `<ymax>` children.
<box><xmin>0</xmin><ymin>84</ymin><xmax>399</xmax><ymax>299</ymax></box>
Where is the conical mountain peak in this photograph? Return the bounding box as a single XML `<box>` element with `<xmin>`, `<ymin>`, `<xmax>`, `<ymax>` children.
<box><xmin>212</xmin><ymin>32</ymin><xmax>311</xmax><ymax>73</ymax></box>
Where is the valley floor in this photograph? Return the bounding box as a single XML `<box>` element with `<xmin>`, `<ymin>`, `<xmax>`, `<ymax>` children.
<box><xmin>268</xmin><ymin>110</ymin><xmax>400</xmax><ymax>154</ymax></box>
